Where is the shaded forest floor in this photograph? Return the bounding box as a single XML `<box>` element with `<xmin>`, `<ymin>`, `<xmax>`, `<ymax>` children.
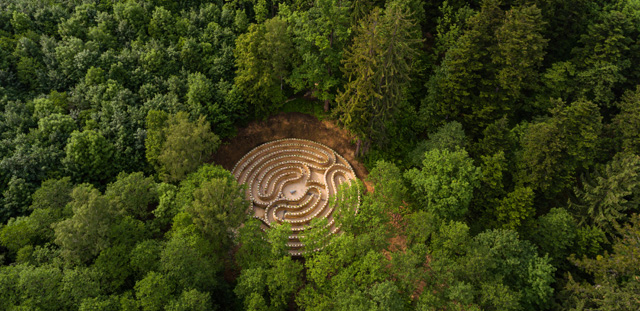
<box><xmin>210</xmin><ymin>112</ymin><xmax>371</xmax><ymax>191</ymax></box>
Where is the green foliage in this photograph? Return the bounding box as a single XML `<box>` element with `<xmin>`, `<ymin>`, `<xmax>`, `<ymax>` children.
<box><xmin>405</xmin><ymin>148</ymin><xmax>480</xmax><ymax>220</ymax></box>
<box><xmin>280</xmin><ymin>97</ymin><xmax>327</xmax><ymax>119</ymax></box>
<box><xmin>105</xmin><ymin>172</ymin><xmax>158</xmax><ymax>220</ymax></box>
<box><xmin>335</xmin><ymin>1</ymin><xmax>422</xmax><ymax>149</ymax></box>
<box><xmin>36</xmin><ymin>113</ymin><xmax>76</xmax><ymax>147</ymax></box>
<box><xmin>235</xmin><ymin>255</ymin><xmax>303</xmax><ymax>310</ymax></box>
<box><xmin>236</xmin><ymin>218</ymin><xmax>271</xmax><ymax>270</ymax></box>
<box><xmin>422</xmin><ymin>1</ymin><xmax>548</xmax><ymax>135</ymax></box>
<box><xmin>517</xmin><ymin>99</ymin><xmax>602</xmax><ymax>195</ymax></box>
<box><xmin>186</xmin><ymin>72</ymin><xmax>214</xmax><ymax>116</ymax></box>
<box><xmin>495</xmin><ymin>186</ymin><xmax>535</xmax><ymax>230</ymax></box>
<box><xmin>160</xmin><ymin>228</ymin><xmax>222</xmax><ymax>293</ymax></box>
<box><xmin>530</xmin><ymin>208</ymin><xmax>578</xmax><ymax>267</ymax></box>
<box><xmin>63</xmin><ymin>129</ymin><xmax>115</xmax><ymax>184</ymax></box>
<box><xmin>409</xmin><ymin>121</ymin><xmax>467</xmax><ymax>167</ymax></box>
<box><xmin>571</xmin><ymin>152</ymin><xmax>640</xmax><ymax>237</ymax></box>
<box><xmin>471</xmin><ymin>150</ymin><xmax>508</xmax><ymax>225</ymax></box>
<box><xmin>297</xmin><ymin>240</ymin><xmax>392</xmax><ymax>311</ymax></box>
<box><xmin>288</xmin><ymin>0</ymin><xmax>351</xmax><ymax>103</ymax></box>
<box><xmin>234</xmin><ymin>16</ymin><xmax>293</xmax><ymax>117</ymax></box>
<box><xmin>144</xmin><ymin>109</ymin><xmax>169</xmax><ymax>172</ymax></box>
<box><xmin>2</xmin><ymin>0</ymin><xmax>640</xmax><ymax>309</ymax></box>
<box><xmin>421</xmin><ymin>0</ymin><xmax>504</xmax><ymax>135</ymax></box>
<box><xmin>462</xmin><ymin>229</ymin><xmax>556</xmax><ymax>310</ymax></box>
<box><xmin>174</xmin><ymin>163</ymin><xmax>237</xmax><ymax>209</ymax></box>
<box><xmin>153</xmin><ymin>112</ymin><xmax>220</xmax><ymax>182</ymax></box>
<box><xmin>1</xmin><ymin>176</ymin><xmax>34</xmax><ymax>223</ymax></box>
<box><xmin>135</xmin><ymin>271</ymin><xmax>173</xmax><ymax>311</ymax></box>
<box><xmin>53</xmin><ymin>184</ymin><xmax>118</xmax><ymax>264</ymax></box>
<box><xmin>571</xmin><ymin>8</ymin><xmax>635</xmax><ymax>106</ymax></box>
<box><xmin>94</xmin><ymin>244</ymin><xmax>135</xmax><ymax>293</ymax></box>
<box><xmin>0</xmin><ymin>216</ymin><xmax>35</xmax><ymax>253</ymax></box>
<box><xmin>611</xmin><ymin>86</ymin><xmax>640</xmax><ymax>154</ymax></box>
<box><xmin>564</xmin><ymin>214</ymin><xmax>640</xmax><ymax>311</ymax></box>
<box><xmin>129</xmin><ymin>239</ymin><xmax>162</xmax><ymax>278</ymax></box>
<box><xmin>494</xmin><ymin>4</ymin><xmax>548</xmax><ymax>99</ymax></box>
<box><xmin>15</xmin><ymin>264</ymin><xmax>65</xmax><ymax>310</ymax></box>
<box><xmin>60</xmin><ymin>267</ymin><xmax>101</xmax><ymax>309</ymax></box>
<box><xmin>186</xmin><ymin>177</ymin><xmax>248</xmax><ymax>249</ymax></box>
<box><xmin>166</xmin><ymin>289</ymin><xmax>213</xmax><ymax>311</ymax></box>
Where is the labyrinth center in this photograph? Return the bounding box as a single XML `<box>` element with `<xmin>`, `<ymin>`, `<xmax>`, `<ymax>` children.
<box><xmin>232</xmin><ymin>138</ymin><xmax>359</xmax><ymax>255</ymax></box>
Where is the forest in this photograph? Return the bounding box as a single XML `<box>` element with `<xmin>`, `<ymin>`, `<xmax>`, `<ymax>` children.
<box><xmin>0</xmin><ymin>0</ymin><xmax>639</xmax><ymax>310</ymax></box>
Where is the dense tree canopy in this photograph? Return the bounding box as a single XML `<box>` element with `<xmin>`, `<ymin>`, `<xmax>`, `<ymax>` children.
<box><xmin>1</xmin><ymin>0</ymin><xmax>639</xmax><ymax>309</ymax></box>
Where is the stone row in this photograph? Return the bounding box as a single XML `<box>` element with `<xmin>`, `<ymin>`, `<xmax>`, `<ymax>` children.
<box><xmin>233</xmin><ymin>141</ymin><xmax>335</xmax><ymax>178</ymax></box>
<box><xmin>231</xmin><ymin>138</ymin><xmax>361</xmax><ymax>256</ymax></box>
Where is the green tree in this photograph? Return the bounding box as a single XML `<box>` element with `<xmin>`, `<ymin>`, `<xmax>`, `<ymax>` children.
<box><xmin>160</xmin><ymin>228</ymin><xmax>221</xmax><ymax>293</ymax></box>
<box><xmin>335</xmin><ymin>1</ymin><xmax>422</xmax><ymax>151</ymax></box>
<box><xmin>1</xmin><ymin>176</ymin><xmax>34</xmax><ymax>223</ymax></box>
<box><xmin>156</xmin><ymin>112</ymin><xmax>220</xmax><ymax>182</ymax></box>
<box><xmin>296</xmin><ymin>237</ymin><xmax>393</xmax><ymax>311</ymax></box>
<box><xmin>493</xmin><ymin>4</ymin><xmax>548</xmax><ymax>100</ymax></box>
<box><xmin>94</xmin><ymin>244</ymin><xmax>135</xmax><ymax>293</ymax></box>
<box><xmin>186</xmin><ymin>177</ymin><xmax>248</xmax><ymax>249</ymax></box>
<box><xmin>186</xmin><ymin>72</ymin><xmax>214</xmax><ymax>117</ymax></box>
<box><xmin>167</xmin><ymin>289</ymin><xmax>213</xmax><ymax>311</ymax></box>
<box><xmin>571</xmin><ymin>152</ymin><xmax>640</xmax><ymax>237</ymax></box>
<box><xmin>494</xmin><ymin>186</ymin><xmax>535</xmax><ymax>230</ymax></box>
<box><xmin>530</xmin><ymin>207</ymin><xmax>578</xmax><ymax>267</ymax></box>
<box><xmin>611</xmin><ymin>86</ymin><xmax>640</xmax><ymax>154</ymax></box>
<box><xmin>104</xmin><ymin>172</ymin><xmax>158</xmax><ymax>220</ymax></box>
<box><xmin>408</xmin><ymin>121</ymin><xmax>467</xmax><ymax>167</ymax></box>
<box><xmin>60</xmin><ymin>267</ymin><xmax>101</xmax><ymax>309</ymax></box>
<box><xmin>423</xmin><ymin>2</ymin><xmax>548</xmax><ymax>135</ymax></box>
<box><xmin>289</xmin><ymin>0</ymin><xmax>351</xmax><ymax>108</ymax></box>
<box><xmin>53</xmin><ymin>184</ymin><xmax>118</xmax><ymax>264</ymax></box>
<box><xmin>236</xmin><ymin>218</ymin><xmax>271</xmax><ymax>270</ymax></box>
<box><xmin>564</xmin><ymin>214</ymin><xmax>640</xmax><ymax>311</ymax></box>
<box><xmin>35</xmin><ymin>113</ymin><xmax>76</xmax><ymax>147</ymax></box>
<box><xmin>144</xmin><ymin>110</ymin><xmax>169</xmax><ymax>172</ymax></box>
<box><xmin>135</xmin><ymin>271</ymin><xmax>173</xmax><ymax>311</ymax></box>
<box><xmin>0</xmin><ymin>216</ymin><xmax>36</xmax><ymax>254</ymax></box>
<box><xmin>148</xmin><ymin>6</ymin><xmax>176</xmax><ymax>42</ymax></box>
<box><xmin>16</xmin><ymin>264</ymin><xmax>65</xmax><ymax>310</ymax></box>
<box><xmin>470</xmin><ymin>150</ymin><xmax>509</xmax><ymax>228</ymax></box>
<box><xmin>404</xmin><ymin>148</ymin><xmax>481</xmax><ymax>220</ymax></box>
<box><xmin>130</xmin><ymin>239</ymin><xmax>162</xmax><ymax>279</ymax></box>
<box><xmin>63</xmin><ymin>129</ymin><xmax>115</xmax><ymax>184</ymax></box>
<box><xmin>462</xmin><ymin>229</ymin><xmax>556</xmax><ymax>311</ymax></box>
<box><xmin>27</xmin><ymin>177</ymin><xmax>74</xmax><ymax>242</ymax></box>
<box><xmin>572</xmin><ymin>8</ymin><xmax>634</xmax><ymax>106</ymax></box>
<box><xmin>421</xmin><ymin>0</ymin><xmax>505</xmax><ymax>136</ymax></box>
<box><xmin>235</xmin><ymin>255</ymin><xmax>303</xmax><ymax>310</ymax></box>
<box><xmin>517</xmin><ymin>99</ymin><xmax>602</xmax><ymax>195</ymax></box>
<box><xmin>234</xmin><ymin>16</ymin><xmax>293</xmax><ymax>116</ymax></box>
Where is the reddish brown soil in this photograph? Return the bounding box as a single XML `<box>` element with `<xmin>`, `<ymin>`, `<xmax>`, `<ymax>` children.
<box><xmin>210</xmin><ymin>112</ymin><xmax>370</xmax><ymax>187</ymax></box>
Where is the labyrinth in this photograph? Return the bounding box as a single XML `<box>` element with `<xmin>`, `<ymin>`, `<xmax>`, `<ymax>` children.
<box><xmin>232</xmin><ymin>138</ymin><xmax>360</xmax><ymax>255</ymax></box>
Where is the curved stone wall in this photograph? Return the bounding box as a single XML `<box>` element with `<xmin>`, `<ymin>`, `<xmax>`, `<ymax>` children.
<box><xmin>232</xmin><ymin>138</ymin><xmax>360</xmax><ymax>255</ymax></box>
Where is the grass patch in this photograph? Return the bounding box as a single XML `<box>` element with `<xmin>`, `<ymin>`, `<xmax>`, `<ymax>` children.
<box><xmin>281</xmin><ymin>97</ymin><xmax>329</xmax><ymax>120</ymax></box>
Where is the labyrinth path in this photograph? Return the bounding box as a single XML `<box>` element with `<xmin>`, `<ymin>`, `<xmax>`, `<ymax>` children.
<box><xmin>232</xmin><ymin>138</ymin><xmax>359</xmax><ymax>255</ymax></box>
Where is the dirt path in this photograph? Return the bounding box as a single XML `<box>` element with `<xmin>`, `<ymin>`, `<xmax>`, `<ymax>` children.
<box><xmin>210</xmin><ymin>112</ymin><xmax>370</xmax><ymax>188</ymax></box>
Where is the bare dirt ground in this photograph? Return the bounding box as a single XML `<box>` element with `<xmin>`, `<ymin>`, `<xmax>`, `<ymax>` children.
<box><xmin>210</xmin><ymin>112</ymin><xmax>370</xmax><ymax>188</ymax></box>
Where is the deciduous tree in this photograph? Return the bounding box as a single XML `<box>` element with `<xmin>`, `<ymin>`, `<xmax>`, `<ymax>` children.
<box><xmin>63</xmin><ymin>129</ymin><xmax>115</xmax><ymax>184</ymax></box>
<box><xmin>155</xmin><ymin>112</ymin><xmax>220</xmax><ymax>182</ymax></box>
<box><xmin>404</xmin><ymin>148</ymin><xmax>480</xmax><ymax>220</ymax></box>
<box><xmin>234</xmin><ymin>16</ymin><xmax>293</xmax><ymax>116</ymax></box>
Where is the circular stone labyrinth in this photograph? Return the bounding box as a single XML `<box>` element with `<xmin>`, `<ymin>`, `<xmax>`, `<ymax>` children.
<box><xmin>232</xmin><ymin>138</ymin><xmax>360</xmax><ymax>255</ymax></box>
